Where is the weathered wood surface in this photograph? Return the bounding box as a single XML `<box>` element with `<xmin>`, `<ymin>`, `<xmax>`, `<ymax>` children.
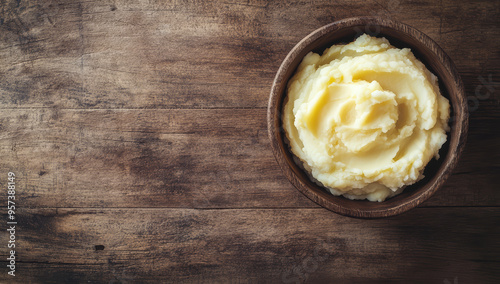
<box><xmin>5</xmin><ymin>207</ymin><xmax>500</xmax><ymax>283</ymax></box>
<box><xmin>0</xmin><ymin>108</ymin><xmax>498</xmax><ymax>209</ymax></box>
<box><xmin>0</xmin><ymin>0</ymin><xmax>498</xmax><ymax>110</ymax></box>
<box><xmin>0</xmin><ymin>0</ymin><xmax>499</xmax><ymax>282</ymax></box>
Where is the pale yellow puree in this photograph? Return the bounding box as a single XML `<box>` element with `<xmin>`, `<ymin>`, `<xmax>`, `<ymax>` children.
<box><xmin>282</xmin><ymin>34</ymin><xmax>450</xmax><ymax>201</ymax></box>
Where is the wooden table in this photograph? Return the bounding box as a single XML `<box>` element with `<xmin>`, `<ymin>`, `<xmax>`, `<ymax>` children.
<box><xmin>1</xmin><ymin>0</ymin><xmax>499</xmax><ymax>283</ymax></box>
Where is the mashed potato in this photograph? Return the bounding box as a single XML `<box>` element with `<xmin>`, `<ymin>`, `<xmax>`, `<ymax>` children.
<box><xmin>282</xmin><ymin>34</ymin><xmax>450</xmax><ymax>202</ymax></box>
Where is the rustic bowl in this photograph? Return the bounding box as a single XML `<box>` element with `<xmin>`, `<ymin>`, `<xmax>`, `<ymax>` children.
<box><xmin>267</xmin><ymin>17</ymin><xmax>468</xmax><ymax>218</ymax></box>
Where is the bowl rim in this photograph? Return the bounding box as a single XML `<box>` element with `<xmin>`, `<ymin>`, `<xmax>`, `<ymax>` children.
<box><xmin>267</xmin><ymin>16</ymin><xmax>469</xmax><ymax>218</ymax></box>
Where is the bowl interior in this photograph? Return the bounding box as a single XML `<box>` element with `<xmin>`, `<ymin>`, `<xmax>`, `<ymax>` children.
<box><xmin>269</xmin><ymin>18</ymin><xmax>467</xmax><ymax>218</ymax></box>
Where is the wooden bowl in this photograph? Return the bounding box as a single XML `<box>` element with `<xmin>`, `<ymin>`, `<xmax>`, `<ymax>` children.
<box><xmin>267</xmin><ymin>17</ymin><xmax>468</xmax><ymax>218</ymax></box>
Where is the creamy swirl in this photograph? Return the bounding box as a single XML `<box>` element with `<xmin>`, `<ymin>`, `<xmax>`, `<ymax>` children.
<box><xmin>282</xmin><ymin>34</ymin><xmax>450</xmax><ymax>202</ymax></box>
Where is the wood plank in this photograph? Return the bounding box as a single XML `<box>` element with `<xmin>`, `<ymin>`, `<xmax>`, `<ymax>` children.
<box><xmin>1</xmin><ymin>108</ymin><xmax>498</xmax><ymax>208</ymax></box>
<box><xmin>0</xmin><ymin>108</ymin><xmax>312</xmax><ymax>209</ymax></box>
<box><xmin>0</xmin><ymin>207</ymin><xmax>498</xmax><ymax>283</ymax></box>
<box><xmin>0</xmin><ymin>0</ymin><xmax>498</xmax><ymax>109</ymax></box>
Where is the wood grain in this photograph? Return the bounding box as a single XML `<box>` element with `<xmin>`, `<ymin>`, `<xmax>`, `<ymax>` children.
<box><xmin>0</xmin><ymin>0</ymin><xmax>498</xmax><ymax>109</ymax></box>
<box><xmin>0</xmin><ymin>108</ymin><xmax>498</xmax><ymax>209</ymax></box>
<box><xmin>2</xmin><ymin>207</ymin><xmax>499</xmax><ymax>283</ymax></box>
<box><xmin>0</xmin><ymin>0</ymin><xmax>499</xmax><ymax>282</ymax></box>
